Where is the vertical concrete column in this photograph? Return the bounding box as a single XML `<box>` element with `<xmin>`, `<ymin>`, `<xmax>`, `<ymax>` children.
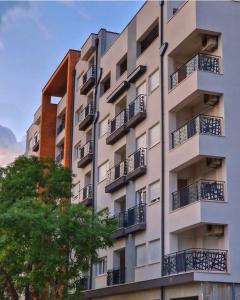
<box><xmin>125</xmin><ymin>18</ymin><xmax>137</xmax><ymax>283</ymax></box>
<box><xmin>39</xmin><ymin>94</ymin><xmax>57</xmax><ymax>160</ymax></box>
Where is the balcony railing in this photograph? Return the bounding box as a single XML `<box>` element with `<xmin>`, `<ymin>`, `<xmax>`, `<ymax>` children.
<box><xmin>79</xmin><ymin>276</ymin><xmax>89</xmax><ymax>290</ymax></box>
<box><xmin>128</xmin><ymin>148</ymin><xmax>146</xmax><ymax>174</ymax></box>
<box><xmin>107</xmin><ymin>268</ymin><xmax>125</xmax><ymax>286</ymax></box>
<box><xmin>170</xmin><ymin>53</ymin><xmax>221</xmax><ymax>89</ymax></box>
<box><xmin>172</xmin><ymin>179</ymin><xmax>225</xmax><ymax>210</ymax></box>
<box><xmin>108</xmin><ymin>109</ymin><xmax>128</xmax><ymax>135</ymax></box>
<box><xmin>107</xmin><ymin>160</ymin><xmax>127</xmax><ymax>185</ymax></box>
<box><xmin>56</xmin><ymin>151</ymin><xmax>64</xmax><ymax>162</ymax></box>
<box><xmin>80</xmin><ymin>65</ymin><xmax>96</xmax><ymax>95</ymax></box>
<box><xmin>172</xmin><ymin>114</ymin><xmax>223</xmax><ymax>148</ymax></box>
<box><xmin>128</xmin><ymin>94</ymin><xmax>146</xmax><ymax>119</ymax></box>
<box><xmin>78</xmin><ymin>184</ymin><xmax>93</xmax><ymax>206</ymax></box>
<box><xmin>79</xmin><ymin>102</ymin><xmax>94</xmax><ymax>123</ymax></box>
<box><xmin>163</xmin><ymin>248</ymin><xmax>228</xmax><ymax>276</ymax></box>
<box><xmin>82</xmin><ymin>65</ymin><xmax>95</xmax><ymax>85</ymax></box>
<box><xmin>79</xmin><ymin>140</ymin><xmax>93</xmax><ymax>160</ymax></box>
<box><xmin>56</xmin><ymin>121</ymin><xmax>65</xmax><ymax>135</ymax></box>
<box><xmin>114</xmin><ymin>203</ymin><xmax>146</xmax><ymax>230</ymax></box>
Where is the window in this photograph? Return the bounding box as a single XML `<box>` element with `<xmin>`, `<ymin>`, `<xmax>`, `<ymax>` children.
<box><xmin>136</xmin><ymin>244</ymin><xmax>147</xmax><ymax>267</ymax></box>
<box><xmin>99</xmin><ymin>117</ymin><xmax>109</xmax><ymax>137</ymax></box>
<box><xmin>117</xmin><ymin>55</ymin><xmax>127</xmax><ymax>78</ymax></box>
<box><xmin>149</xmin><ymin>180</ymin><xmax>160</xmax><ymax>204</ymax></box>
<box><xmin>96</xmin><ymin>257</ymin><xmax>107</xmax><ymax>276</ymax></box>
<box><xmin>72</xmin><ymin>181</ymin><xmax>80</xmax><ymax>202</ymax></box>
<box><xmin>149</xmin><ymin>123</ymin><xmax>160</xmax><ymax>147</ymax></box>
<box><xmin>137</xmin><ymin>81</ymin><xmax>147</xmax><ymax>96</ymax></box>
<box><xmin>149</xmin><ymin>69</ymin><xmax>159</xmax><ymax>93</ymax></box>
<box><xmin>137</xmin><ymin>21</ymin><xmax>159</xmax><ymax>56</ymax></box>
<box><xmin>75</xmin><ymin>106</ymin><xmax>82</xmax><ymax>124</ymax></box>
<box><xmin>100</xmin><ymin>73</ymin><xmax>111</xmax><ymax>95</ymax></box>
<box><xmin>136</xmin><ymin>133</ymin><xmax>146</xmax><ymax>149</ymax></box>
<box><xmin>98</xmin><ymin>161</ymin><xmax>109</xmax><ymax>182</ymax></box>
<box><xmin>136</xmin><ymin>187</ymin><xmax>146</xmax><ymax>205</ymax></box>
<box><xmin>149</xmin><ymin>239</ymin><xmax>160</xmax><ymax>264</ymax></box>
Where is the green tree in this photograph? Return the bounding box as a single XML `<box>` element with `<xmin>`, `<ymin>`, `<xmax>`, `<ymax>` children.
<box><xmin>0</xmin><ymin>156</ymin><xmax>115</xmax><ymax>300</ymax></box>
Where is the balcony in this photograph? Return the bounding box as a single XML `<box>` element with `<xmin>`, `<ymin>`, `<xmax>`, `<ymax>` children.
<box><xmin>127</xmin><ymin>94</ymin><xmax>146</xmax><ymax>128</ymax></box>
<box><xmin>170</xmin><ymin>53</ymin><xmax>221</xmax><ymax>90</ymax></box>
<box><xmin>56</xmin><ymin>151</ymin><xmax>64</xmax><ymax>163</ymax></box>
<box><xmin>32</xmin><ymin>134</ymin><xmax>39</xmax><ymax>152</ymax></box>
<box><xmin>79</xmin><ymin>276</ymin><xmax>89</xmax><ymax>290</ymax></box>
<box><xmin>107</xmin><ymin>268</ymin><xmax>125</xmax><ymax>286</ymax></box>
<box><xmin>126</xmin><ymin>148</ymin><xmax>147</xmax><ymax>182</ymax></box>
<box><xmin>56</xmin><ymin>121</ymin><xmax>65</xmax><ymax>135</ymax></box>
<box><xmin>80</xmin><ymin>184</ymin><xmax>93</xmax><ymax>206</ymax></box>
<box><xmin>80</xmin><ymin>65</ymin><xmax>96</xmax><ymax>95</ymax></box>
<box><xmin>105</xmin><ymin>160</ymin><xmax>127</xmax><ymax>193</ymax></box>
<box><xmin>172</xmin><ymin>115</ymin><xmax>223</xmax><ymax>149</ymax></box>
<box><xmin>78</xmin><ymin>102</ymin><xmax>94</xmax><ymax>131</ymax></box>
<box><xmin>172</xmin><ymin>179</ymin><xmax>225</xmax><ymax>211</ymax></box>
<box><xmin>106</xmin><ymin>81</ymin><xmax>129</xmax><ymax>104</ymax></box>
<box><xmin>112</xmin><ymin>204</ymin><xmax>146</xmax><ymax>239</ymax></box>
<box><xmin>77</xmin><ymin>141</ymin><xmax>93</xmax><ymax>168</ymax></box>
<box><xmin>163</xmin><ymin>248</ymin><xmax>227</xmax><ymax>276</ymax></box>
<box><xmin>106</xmin><ymin>110</ymin><xmax>129</xmax><ymax>145</ymax></box>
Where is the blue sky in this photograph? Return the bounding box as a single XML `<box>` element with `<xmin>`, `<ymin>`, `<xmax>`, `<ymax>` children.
<box><xmin>0</xmin><ymin>1</ymin><xmax>144</xmax><ymax>141</ymax></box>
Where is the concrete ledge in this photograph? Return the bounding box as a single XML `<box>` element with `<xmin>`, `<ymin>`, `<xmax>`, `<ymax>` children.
<box><xmin>83</xmin><ymin>272</ymin><xmax>195</xmax><ymax>299</ymax></box>
<box><xmin>79</xmin><ymin>114</ymin><xmax>94</xmax><ymax>131</ymax></box>
<box><xmin>127</xmin><ymin>111</ymin><xmax>146</xmax><ymax>128</ymax></box>
<box><xmin>106</xmin><ymin>125</ymin><xmax>129</xmax><ymax>145</ymax></box>
<box><xmin>105</xmin><ymin>176</ymin><xmax>127</xmax><ymax>193</ymax></box>
<box><xmin>77</xmin><ymin>154</ymin><xmax>93</xmax><ymax>168</ymax></box>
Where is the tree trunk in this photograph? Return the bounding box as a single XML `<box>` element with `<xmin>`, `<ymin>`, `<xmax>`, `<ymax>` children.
<box><xmin>0</xmin><ymin>267</ymin><xmax>19</xmax><ymax>300</ymax></box>
<box><xmin>25</xmin><ymin>285</ymin><xmax>31</xmax><ymax>300</ymax></box>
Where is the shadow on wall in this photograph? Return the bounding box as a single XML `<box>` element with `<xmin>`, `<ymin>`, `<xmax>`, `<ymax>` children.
<box><xmin>0</xmin><ymin>125</ymin><xmax>25</xmax><ymax>166</ymax></box>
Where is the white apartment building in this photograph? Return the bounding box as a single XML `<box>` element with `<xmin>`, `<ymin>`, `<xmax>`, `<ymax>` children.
<box><xmin>26</xmin><ymin>1</ymin><xmax>240</xmax><ymax>299</ymax></box>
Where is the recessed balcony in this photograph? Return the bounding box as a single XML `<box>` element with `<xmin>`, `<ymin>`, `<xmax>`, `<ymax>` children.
<box><xmin>106</xmin><ymin>110</ymin><xmax>129</xmax><ymax>145</ymax></box>
<box><xmin>79</xmin><ymin>276</ymin><xmax>89</xmax><ymax>290</ymax></box>
<box><xmin>56</xmin><ymin>151</ymin><xmax>64</xmax><ymax>163</ymax></box>
<box><xmin>56</xmin><ymin>121</ymin><xmax>65</xmax><ymax>135</ymax></box>
<box><xmin>77</xmin><ymin>140</ymin><xmax>93</xmax><ymax>168</ymax></box>
<box><xmin>111</xmin><ymin>204</ymin><xmax>146</xmax><ymax>239</ymax></box>
<box><xmin>170</xmin><ymin>53</ymin><xmax>222</xmax><ymax>91</ymax></box>
<box><xmin>78</xmin><ymin>102</ymin><xmax>94</xmax><ymax>131</ymax></box>
<box><xmin>106</xmin><ymin>81</ymin><xmax>129</xmax><ymax>104</ymax></box>
<box><xmin>172</xmin><ymin>179</ymin><xmax>225</xmax><ymax>211</ymax></box>
<box><xmin>80</xmin><ymin>65</ymin><xmax>96</xmax><ymax>95</ymax></box>
<box><xmin>171</xmin><ymin>114</ymin><xmax>223</xmax><ymax>149</ymax></box>
<box><xmin>32</xmin><ymin>134</ymin><xmax>39</xmax><ymax>152</ymax></box>
<box><xmin>79</xmin><ymin>184</ymin><xmax>93</xmax><ymax>206</ymax></box>
<box><xmin>127</xmin><ymin>94</ymin><xmax>146</xmax><ymax>128</ymax></box>
<box><xmin>163</xmin><ymin>248</ymin><xmax>228</xmax><ymax>276</ymax></box>
<box><xmin>126</xmin><ymin>148</ymin><xmax>147</xmax><ymax>182</ymax></box>
<box><xmin>105</xmin><ymin>160</ymin><xmax>127</xmax><ymax>193</ymax></box>
<box><xmin>107</xmin><ymin>268</ymin><xmax>125</xmax><ymax>286</ymax></box>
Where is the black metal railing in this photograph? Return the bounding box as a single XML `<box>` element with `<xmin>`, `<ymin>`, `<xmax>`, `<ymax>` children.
<box><xmin>56</xmin><ymin>120</ymin><xmax>65</xmax><ymax>135</ymax></box>
<box><xmin>107</xmin><ymin>268</ymin><xmax>125</xmax><ymax>286</ymax></box>
<box><xmin>79</xmin><ymin>276</ymin><xmax>89</xmax><ymax>290</ymax></box>
<box><xmin>172</xmin><ymin>114</ymin><xmax>223</xmax><ymax>148</ymax></box>
<box><xmin>113</xmin><ymin>203</ymin><xmax>146</xmax><ymax>229</ymax></box>
<box><xmin>107</xmin><ymin>160</ymin><xmax>128</xmax><ymax>184</ymax></box>
<box><xmin>128</xmin><ymin>94</ymin><xmax>146</xmax><ymax>120</ymax></box>
<box><xmin>128</xmin><ymin>148</ymin><xmax>147</xmax><ymax>174</ymax></box>
<box><xmin>108</xmin><ymin>109</ymin><xmax>128</xmax><ymax>135</ymax></box>
<box><xmin>78</xmin><ymin>102</ymin><xmax>94</xmax><ymax>123</ymax></box>
<box><xmin>82</xmin><ymin>65</ymin><xmax>96</xmax><ymax>85</ymax></box>
<box><xmin>163</xmin><ymin>248</ymin><xmax>227</xmax><ymax>276</ymax></box>
<box><xmin>170</xmin><ymin>53</ymin><xmax>221</xmax><ymax>89</ymax></box>
<box><xmin>80</xmin><ymin>184</ymin><xmax>93</xmax><ymax>201</ymax></box>
<box><xmin>56</xmin><ymin>151</ymin><xmax>64</xmax><ymax>162</ymax></box>
<box><xmin>79</xmin><ymin>140</ymin><xmax>93</xmax><ymax>160</ymax></box>
<box><xmin>172</xmin><ymin>179</ymin><xmax>225</xmax><ymax>210</ymax></box>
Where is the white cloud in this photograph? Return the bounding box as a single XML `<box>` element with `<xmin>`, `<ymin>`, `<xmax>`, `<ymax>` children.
<box><xmin>0</xmin><ymin>125</ymin><xmax>25</xmax><ymax>167</ymax></box>
<box><xmin>0</xmin><ymin>2</ymin><xmax>50</xmax><ymax>41</ymax></box>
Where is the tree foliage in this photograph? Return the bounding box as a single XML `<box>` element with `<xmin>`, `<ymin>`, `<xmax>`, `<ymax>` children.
<box><xmin>0</xmin><ymin>156</ymin><xmax>115</xmax><ymax>300</ymax></box>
